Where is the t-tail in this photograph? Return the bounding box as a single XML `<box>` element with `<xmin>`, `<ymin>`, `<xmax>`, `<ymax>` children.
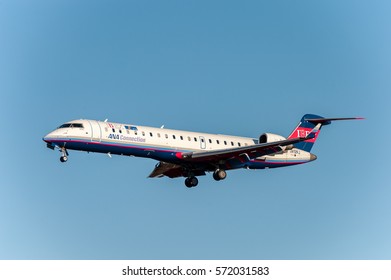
<box><xmin>288</xmin><ymin>114</ymin><xmax>364</xmax><ymax>152</ymax></box>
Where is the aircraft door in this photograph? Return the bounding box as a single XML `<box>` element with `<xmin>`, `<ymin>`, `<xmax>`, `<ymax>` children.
<box><xmin>199</xmin><ymin>136</ymin><xmax>206</xmax><ymax>149</ymax></box>
<box><xmin>88</xmin><ymin>120</ymin><xmax>102</xmax><ymax>142</ymax></box>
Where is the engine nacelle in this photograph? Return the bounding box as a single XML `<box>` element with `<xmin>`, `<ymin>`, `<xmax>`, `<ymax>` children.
<box><xmin>259</xmin><ymin>133</ymin><xmax>293</xmax><ymax>151</ymax></box>
<box><xmin>259</xmin><ymin>133</ymin><xmax>286</xmax><ymax>144</ymax></box>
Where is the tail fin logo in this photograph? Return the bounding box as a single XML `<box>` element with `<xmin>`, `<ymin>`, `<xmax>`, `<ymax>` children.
<box><xmin>294</xmin><ymin>127</ymin><xmax>320</xmax><ymax>143</ymax></box>
<box><xmin>297</xmin><ymin>129</ymin><xmax>311</xmax><ymax>138</ymax></box>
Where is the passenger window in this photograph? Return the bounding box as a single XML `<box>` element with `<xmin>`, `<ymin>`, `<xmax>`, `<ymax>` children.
<box><xmin>142</xmin><ymin>131</ymin><xmax>145</xmax><ymax>136</ymax></box>
<box><xmin>173</xmin><ymin>135</ymin><xmax>176</xmax><ymax>140</ymax></box>
<box><xmin>157</xmin><ymin>133</ymin><xmax>161</xmax><ymax>138</ymax></box>
<box><xmin>119</xmin><ymin>130</ymin><xmax>122</xmax><ymax>134</ymax></box>
<box><xmin>224</xmin><ymin>141</ymin><xmax>227</xmax><ymax>145</ymax></box>
<box><xmin>187</xmin><ymin>136</ymin><xmax>191</xmax><ymax>141</ymax></box>
<box><xmin>216</xmin><ymin>140</ymin><xmax>220</xmax><ymax>144</ymax></box>
<box><xmin>134</xmin><ymin>131</ymin><xmax>138</xmax><ymax>135</ymax></box>
<box><xmin>238</xmin><ymin>142</ymin><xmax>241</xmax><ymax>147</ymax></box>
<box><xmin>231</xmin><ymin>141</ymin><xmax>234</xmax><ymax>146</ymax></box>
<box><xmin>150</xmin><ymin>132</ymin><xmax>153</xmax><ymax>137</ymax></box>
<box><xmin>180</xmin><ymin>136</ymin><xmax>183</xmax><ymax>140</ymax></box>
<box><xmin>165</xmin><ymin>134</ymin><xmax>168</xmax><ymax>139</ymax></box>
<box><xmin>208</xmin><ymin>139</ymin><xmax>212</xmax><ymax>144</ymax></box>
<box><xmin>194</xmin><ymin>137</ymin><xmax>198</xmax><ymax>142</ymax></box>
<box><xmin>112</xmin><ymin>129</ymin><xmax>115</xmax><ymax>133</ymax></box>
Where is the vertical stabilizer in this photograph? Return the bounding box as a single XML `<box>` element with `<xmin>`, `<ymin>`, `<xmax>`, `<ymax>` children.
<box><xmin>288</xmin><ymin>114</ymin><xmax>363</xmax><ymax>152</ymax></box>
<box><xmin>288</xmin><ymin>114</ymin><xmax>324</xmax><ymax>152</ymax></box>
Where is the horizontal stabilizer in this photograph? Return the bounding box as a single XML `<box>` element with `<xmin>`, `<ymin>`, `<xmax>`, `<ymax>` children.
<box><xmin>304</xmin><ymin>117</ymin><xmax>364</xmax><ymax>125</ymax></box>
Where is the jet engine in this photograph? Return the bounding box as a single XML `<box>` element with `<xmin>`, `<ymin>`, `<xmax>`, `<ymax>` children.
<box><xmin>259</xmin><ymin>133</ymin><xmax>293</xmax><ymax>151</ymax></box>
<box><xmin>259</xmin><ymin>133</ymin><xmax>286</xmax><ymax>143</ymax></box>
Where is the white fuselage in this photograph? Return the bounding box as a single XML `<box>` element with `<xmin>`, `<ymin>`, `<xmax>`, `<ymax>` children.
<box><xmin>43</xmin><ymin>119</ymin><xmax>315</xmax><ymax>171</ymax></box>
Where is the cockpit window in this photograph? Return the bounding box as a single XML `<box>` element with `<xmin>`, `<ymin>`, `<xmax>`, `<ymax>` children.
<box><xmin>58</xmin><ymin>123</ymin><xmax>72</xmax><ymax>128</ymax></box>
<box><xmin>58</xmin><ymin>123</ymin><xmax>84</xmax><ymax>129</ymax></box>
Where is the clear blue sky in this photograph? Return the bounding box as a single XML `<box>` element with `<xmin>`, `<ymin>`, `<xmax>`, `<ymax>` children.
<box><xmin>1</xmin><ymin>0</ymin><xmax>390</xmax><ymax>259</ymax></box>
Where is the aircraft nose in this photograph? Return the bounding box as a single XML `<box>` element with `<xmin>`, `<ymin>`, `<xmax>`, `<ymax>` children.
<box><xmin>43</xmin><ymin>132</ymin><xmax>55</xmax><ymax>143</ymax></box>
<box><xmin>310</xmin><ymin>154</ymin><xmax>317</xmax><ymax>161</ymax></box>
<box><xmin>43</xmin><ymin>134</ymin><xmax>50</xmax><ymax>143</ymax></box>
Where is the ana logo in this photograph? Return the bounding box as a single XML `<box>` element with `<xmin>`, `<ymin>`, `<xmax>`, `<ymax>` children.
<box><xmin>108</xmin><ymin>134</ymin><xmax>120</xmax><ymax>140</ymax></box>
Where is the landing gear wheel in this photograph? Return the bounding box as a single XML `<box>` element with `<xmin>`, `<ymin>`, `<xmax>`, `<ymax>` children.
<box><xmin>60</xmin><ymin>147</ymin><xmax>69</xmax><ymax>163</ymax></box>
<box><xmin>213</xmin><ymin>169</ymin><xmax>227</xmax><ymax>181</ymax></box>
<box><xmin>60</xmin><ymin>156</ymin><xmax>68</xmax><ymax>163</ymax></box>
<box><xmin>185</xmin><ymin>177</ymin><xmax>198</xmax><ymax>188</ymax></box>
<box><xmin>185</xmin><ymin>178</ymin><xmax>192</xmax><ymax>188</ymax></box>
<box><xmin>190</xmin><ymin>177</ymin><xmax>198</xmax><ymax>187</ymax></box>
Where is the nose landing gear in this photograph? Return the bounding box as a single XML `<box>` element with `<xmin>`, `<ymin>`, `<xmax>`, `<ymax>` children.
<box><xmin>60</xmin><ymin>147</ymin><xmax>69</xmax><ymax>163</ymax></box>
<box><xmin>60</xmin><ymin>156</ymin><xmax>68</xmax><ymax>162</ymax></box>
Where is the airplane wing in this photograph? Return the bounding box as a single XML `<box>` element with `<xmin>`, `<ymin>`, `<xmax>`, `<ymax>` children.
<box><xmin>178</xmin><ymin>123</ymin><xmax>321</xmax><ymax>162</ymax></box>
<box><xmin>149</xmin><ymin>124</ymin><xmax>320</xmax><ymax>178</ymax></box>
<box><xmin>148</xmin><ymin>161</ymin><xmax>206</xmax><ymax>178</ymax></box>
<box><xmin>148</xmin><ymin>162</ymin><xmax>184</xmax><ymax>178</ymax></box>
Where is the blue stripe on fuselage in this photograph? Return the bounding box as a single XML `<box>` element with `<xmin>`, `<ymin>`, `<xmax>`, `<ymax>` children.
<box><xmin>44</xmin><ymin>137</ymin><xmax>191</xmax><ymax>162</ymax></box>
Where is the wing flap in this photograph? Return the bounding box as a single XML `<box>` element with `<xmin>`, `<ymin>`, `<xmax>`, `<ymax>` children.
<box><xmin>148</xmin><ymin>161</ymin><xmax>206</xmax><ymax>178</ymax></box>
<box><xmin>148</xmin><ymin>162</ymin><xmax>184</xmax><ymax>178</ymax></box>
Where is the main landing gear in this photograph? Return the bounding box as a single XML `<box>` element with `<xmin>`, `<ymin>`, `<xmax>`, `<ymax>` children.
<box><xmin>60</xmin><ymin>147</ymin><xmax>69</xmax><ymax>163</ymax></box>
<box><xmin>213</xmin><ymin>169</ymin><xmax>227</xmax><ymax>181</ymax></box>
<box><xmin>184</xmin><ymin>169</ymin><xmax>227</xmax><ymax>188</ymax></box>
<box><xmin>185</xmin><ymin>176</ymin><xmax>198</xmax><ymax>188</ymax></box>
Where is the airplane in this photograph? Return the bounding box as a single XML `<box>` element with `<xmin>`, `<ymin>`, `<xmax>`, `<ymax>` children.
<box><xmin>43</xmin><ymin>114</ymin><xmax>362</xmax><ymax>188</ymax></box>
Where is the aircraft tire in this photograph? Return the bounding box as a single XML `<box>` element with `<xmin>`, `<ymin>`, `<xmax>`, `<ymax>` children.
<box><xmin>190</xmin><ymin>177</ymin><xmax>198</xmax><ymax>187</ymax></box>
<box><xmin>185</xmin><ymin>177</ymin><xmax>198</xmax><ymax>188</ymax></box>
<box><xmin>60</xmin><ymin>156</ymin><xmax>68</xmax><ymax>163</ymax></box>
<box><xmin>213</xmin><ymin>169</ymin><xmax>227</xmax><ymax>181</ymax></box>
